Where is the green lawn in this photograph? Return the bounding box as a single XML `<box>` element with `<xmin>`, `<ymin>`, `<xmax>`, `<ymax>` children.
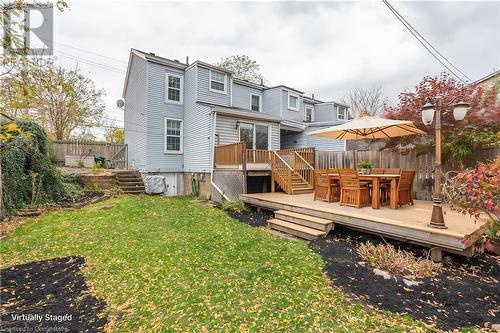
<box><xmin>1</xmin><ymin>195</ymin><xmax>434</xmax><ymax>332</ymax></box>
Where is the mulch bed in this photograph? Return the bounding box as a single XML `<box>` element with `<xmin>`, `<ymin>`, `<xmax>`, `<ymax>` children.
<box><xmin>227</xmin><ymin>206</ymin><xmax>500</xmax><ymax>331</ymax></box>
<box><xmin>224</xmin><ymin>208</ymin><xmax>271</xmax><ymax>228</ymax></box>
<box><xmin>0</xmin><ymin>256</ymin><xmax>107</xmax><ymax>332</ymax></box>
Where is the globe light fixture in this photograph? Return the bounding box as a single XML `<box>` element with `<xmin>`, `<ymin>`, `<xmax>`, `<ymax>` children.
<box><xmin>453</xmin><ymin>101</ymin><xmax>470</xmax><ymax>121</ymax></box>
<box><xmin>421</xmin><ymin>102</ymin><xmax>436</xmax><ymax>125</ymax></box>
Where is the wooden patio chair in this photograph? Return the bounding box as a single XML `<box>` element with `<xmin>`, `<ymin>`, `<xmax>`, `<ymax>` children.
<box><xmin>314</xmin><ymin>170</ymin><xmax>340</xmax><ymax>202</ymax></box>
<box><xmin>396</xmin><ymin>170</ymin><xmax>415</xmax><ymax>207</ymax></box>
<box><xmin>383</xmin><ymin>168</ymin><xmax>401</xmax><ymax>175</ymax></box>
<box><xmin>370</xmin><ymin>168</ymin><xmax>389</xmax><ymax>204</ymax></box>
<box><xmin>339</xmin><ymin>170</ymin><xmax>371</xmax><ymax>208</ymax></box>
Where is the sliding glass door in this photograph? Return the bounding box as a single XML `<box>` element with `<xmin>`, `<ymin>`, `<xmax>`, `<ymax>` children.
<box><xmin>239</xmin><ymin>123</ymin><xmax>270</xmax><ymax>150</ymax></box>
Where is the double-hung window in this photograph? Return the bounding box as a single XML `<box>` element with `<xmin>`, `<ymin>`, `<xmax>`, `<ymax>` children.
<box><xmin>165</xmin><ymin>73</ymin><xmax>183</xmax><ymax>104</ymax></box>
<box><xmin>288</xmin><ymin>92</ymin><xmax>299</xmax><ymax>111</ymax></box>
<box><xmin>209</xmin><ymin>70</ymin><xmax>227</xmax><ymax>94</ymax></box>
<box><xmin>337</xmin><ymin>106</ymin><xmax>346</xmax><ymax>120</ymax></box>
<box><xmin>164</xmin><ymin>118</ymin><xmax>183</xmax><ymax>153</ymax></box>
<box><xmin>251</xmin><ymin>94</ymin><xmax>261</xmax><ymax>112</ymax></box>
<box><xmin>305</xmin><ymin>105</ymin><xmax>314</xmax><ymax>122</ymax></box>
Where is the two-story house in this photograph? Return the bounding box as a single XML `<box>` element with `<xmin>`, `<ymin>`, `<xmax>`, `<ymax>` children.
<box><xmin>121</xmin><ymin>49</ymin><xmax>350</xmax><ymax>198</ymax></box>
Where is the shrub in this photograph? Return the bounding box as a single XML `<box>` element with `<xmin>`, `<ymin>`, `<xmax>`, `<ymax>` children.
<box><xmin>221</xmin><ymin>200</ymin><xmax>249</xmax><ymax>213</ymax></box>
<box><xmin>357</xmin><ymin>161</ymin><xmax>372</xmax><ymax>169</ymax></box>
<box><xmin>444</xmin><ymin>158</ymin><xmax>500</xmax><ymax>239</ymax></box>
<box><xmin>0</xmin><ymin>120</ymin><xmax>70</xmax><ymax>215</ymax></box>
<box><xmin>357</xmin><ymin>241</ymin><xmax>442</xmax><ymax>279</ymax></box>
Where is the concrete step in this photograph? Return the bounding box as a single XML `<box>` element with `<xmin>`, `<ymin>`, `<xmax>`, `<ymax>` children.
<box><xmin>291</xmin><ymin>187</ymin><xmax>314</xmax><ymax>195</ymax></box>
<box><xmin>274</xmin><ymin>210</ymin><xmax>332</xmax><ymax>231</ymax></box>
<box><xmin>117</xmin><ymin>180</ymin><xmax>144</xmax><ymax>186</ymax></box>
<box><xmin>121</xmin><ymin>184</ymin><xmax>145</xmax><ymax>190</ymax></box>
<box><xmin>123</xmin><ymin>190</ymin><xmax>144</xmax><ymax>194</ymax></box>
<box><xmin>268</xmin><ymin>219</ymin><xmax>326</xmax><ymax>240</ymax></box>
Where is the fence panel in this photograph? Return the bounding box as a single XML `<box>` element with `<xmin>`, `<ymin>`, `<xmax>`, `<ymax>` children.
<box><xmin>50</xmin><ymin>140</ymin><xmax>128</xmax><ymax>169</ymax></box>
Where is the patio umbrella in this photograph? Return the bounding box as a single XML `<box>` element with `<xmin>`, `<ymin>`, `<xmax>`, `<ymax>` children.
<box><xmin>308</xmin><ymin>116</ymin><xmax>425</xmax><ymax>140</ymax></box>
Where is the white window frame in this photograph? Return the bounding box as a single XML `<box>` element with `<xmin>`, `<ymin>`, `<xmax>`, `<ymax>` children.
<box><xmin>304</xmin><ymin>105</ymin><xmax>314</xmax><ymax>122</ymax></box>
<box><xmin>209</xmin><ymin>70</ymin><xmax>227</xmax><ymax>94</ymax></box>
<box><xmin>165</xmin><ymin>73</ymin><xmax>184</xmax><ymax>104</ymax></box>
<box><xmin>337</xmin><ymin>105</ymin><xmax>347</xmax><ymax>120</ymax></box>
<box><xmin>288</xmin><ymin>92</ymin><xmax>299</xmax><ymax>111</ymax></box>
<box><xmin>164</xmin><ymin>117</ymin><xmax>183</xmax><ymax>154</ymax></box>
<box><xmin>238</xmin><ymin>122</ymin><xmax>271</xmax><ymax>150</ymax></box>
<box><xmin>250</xmin><ymin>93</ymin><xmax>262</xmax><ymax>112</ymax></box>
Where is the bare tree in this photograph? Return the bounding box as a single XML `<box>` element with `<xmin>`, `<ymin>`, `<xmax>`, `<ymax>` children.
<box><xmin>341</xmin><ymin>86</ymin><xmax>387</xmax><ymax>119</ymax></box>
<box><xmin>216</xmin><ymin>55</ymin><xmax>266</xmax><ymax>85</ymax></box>
<box><xmin>2</xmin><ymin>58</ymin><xmax>105</xmax><ymax>140</ymax></box>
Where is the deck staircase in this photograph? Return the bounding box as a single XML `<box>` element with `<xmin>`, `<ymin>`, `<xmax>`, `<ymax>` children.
<box><xmin>268</xmin><ymin>209</ymin><xmax>334</xmax><ymax>240</ymax></box>
<box><xmin>116</xmin><ymin>171</ymin><xmax>145</xmax><ymax>194</ymax></box>
<box><xmin>271</xmin><ymin>151</ymin><xmax>314</xmax><ymax>195</ymax></box>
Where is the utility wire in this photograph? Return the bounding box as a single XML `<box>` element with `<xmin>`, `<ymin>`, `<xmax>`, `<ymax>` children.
<box><xmin>382</xmin><ymin>0</ymin><xmax>471</xmax><ymax>84</ymax></box>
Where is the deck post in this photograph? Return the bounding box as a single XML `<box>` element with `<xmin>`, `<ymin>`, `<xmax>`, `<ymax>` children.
<box><xmin>242</xmin><ymin>146</ymin><xmax>247</xmax><ymax>194</ymax></box>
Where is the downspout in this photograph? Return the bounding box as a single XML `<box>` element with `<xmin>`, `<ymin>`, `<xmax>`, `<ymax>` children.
<box><xmin>210</xmin><ymin>110</ymin><xmax>230</xmax><ymax>201</ymax></box>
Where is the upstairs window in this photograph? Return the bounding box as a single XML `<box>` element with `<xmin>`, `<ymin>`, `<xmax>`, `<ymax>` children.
<box><xmin>288</xmin><ymin>92</ymin><xmax>299</xmax><ymax>111</ymax></box>
<box><xmin>305</xmin><ymin>105</ymin><xmax>314</xmax><ymax>122</ymax></box>
<box><xmin>165</xmin><ymin>73</ymin><xmax>183</xmax><ymax>104</ymax></box>
<box><xmin>164</xmin><ymin>118</ymin><xmax>183</xmax><ymax>153</ymax></box>
<box><xmin>251</xmin><ymin>94</ymin><xmax>261</xmax><ymax>112</ymax></box>
<box><xmin>209</xmin><ymin>70</ymin><xmax>227</xmax><ymax>94</ymax></box>
<box><xmin>337</xmin><ymin>106</ymin><xmax>347</xmax><ymax>120</ymax></box>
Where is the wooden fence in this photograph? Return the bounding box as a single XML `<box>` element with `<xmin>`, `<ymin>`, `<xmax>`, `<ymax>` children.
<box><xmin>316</xmin><ymin>147</ymin><xmax>499</xmax><ymax>200</ymax></box>
<box><xmin>50</xmin><ymin>140</ymin><xmax>128</xmax><ymax>169</ymax></box>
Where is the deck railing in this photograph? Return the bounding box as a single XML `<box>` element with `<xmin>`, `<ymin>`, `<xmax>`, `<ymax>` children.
<box><xmin>214</xmin><ymin>142</ymin><xmax>245</xmax><ymax>166</ymax></box>
<box><xmin>246</xmin><ymin>149</ymin><xmax>271</xmax><ymax>164</ymax></box>
<box><xmin>293</xmin><ymin>151</ymin><xmax>314</xmax><ymax>187</ymax></box>
<box><xmin>271</xmin><ymin>152</ymin><xmax>293</xmax><ymax>194</ymax></box>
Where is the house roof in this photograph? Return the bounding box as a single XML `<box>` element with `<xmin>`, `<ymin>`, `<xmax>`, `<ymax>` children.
<box><xmin>474</xmin><ymin>70</ymin><xmax>500</xmax><ymax>85</ymax></box>
<box><xmin>199</xmin><ymin>102</ymin><xmax>282</xmax><ymax>123</ymax></box>
<box><xmin>266</xmin><ymin>85</ymin><xmax>304</xmax><ymax>94</ymax></box>
<box><xmin>232</xmin><ymin>77</ymin><xmax>267</xmax><ymax>90</ymax></box>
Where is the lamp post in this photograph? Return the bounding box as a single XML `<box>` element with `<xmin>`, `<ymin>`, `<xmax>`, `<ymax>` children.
<box><xmin>420</xmin><ymin>96</ymin><xmax>470</xmax><ymax>229</ymax></box>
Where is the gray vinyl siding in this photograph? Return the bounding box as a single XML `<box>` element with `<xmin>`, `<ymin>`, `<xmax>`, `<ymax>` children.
<box><xmin>281</xmin><ymin>126</ymin><xmax>346</xmax><ymax>151</ymax></box>
<box><xmin>232</xmin><ymin>83</ymin><xmax>262</xmax><ymax>110</ymax></box>
<box><xmin>281</xmin><ymin>89</ymin><xmax>302</xmax><ymax>121</ymax></box>
<box><xmin>262</xmin><ymin>88</ymin><xmax>281</xmax><ymax>117</ymax></box>
<box><xmin>145</xmin><ymin>62</ymin><xmax>184</xmax><ymax>172</ymax></box>
<box><xmin>314</xmin><ymin>104</ymin><xmax>335</xmax><ymax>122</ymax></box>
<box><xmin>124</xmin><ymin>54</ymin><xmax>147</xmax><ymax>170</ymax></box>
<box><xmin>215</xmin><ymin>115</ymin><xmax>280</xmax><ymax>150</ymax></box>
<box><xmin>196</xmin><ymin>66</ymin><xmax>231</xmax><ymax>106</ymax></box>
<box><xmin>184</xmin><ymin>65</ymin><xmax>213</xmax><ymax>172</ymax></box>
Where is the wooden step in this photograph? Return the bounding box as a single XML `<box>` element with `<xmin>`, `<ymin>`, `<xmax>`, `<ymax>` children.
<box><xmin>291</xmin><ymin>187</ymin><xmax>314</xmax><ymax>195</ymax></box>
<box><xmin>274</xmin><ymin>210</ymin><xmax>333</xmax><ymax>231</ymax></box>
<box><xmin>268</xmin><ymin>219</ymin><xmax>326</xmax><ymax>240</ymax></box>
<box><xmin>292</xmin><ymin>183</ymin><xmax>310</xmax><ymax>189</ymax></box>
<box><xmin>117</xmin><ymin>180</ymin><xmax>144</xmax><ymax>186</ymax></box>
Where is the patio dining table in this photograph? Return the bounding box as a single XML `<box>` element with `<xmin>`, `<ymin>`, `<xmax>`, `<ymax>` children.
<box><xmin>328</xmin><ymin>173</ymin><xmax>401</xmax><ymax>209</ymax></box>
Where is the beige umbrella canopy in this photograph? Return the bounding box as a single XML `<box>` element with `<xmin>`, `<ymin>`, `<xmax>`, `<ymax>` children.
<box><xmin>308</xmin><ymin>117</ymin><xmax>426</xmax><ymax>140</ymax></box>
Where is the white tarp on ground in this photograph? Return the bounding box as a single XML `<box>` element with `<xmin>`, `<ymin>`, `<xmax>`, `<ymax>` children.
<box><xmin>143</xmin><ymin>175</ymin><xmax>166</xmax><ymax>194</ymax></box>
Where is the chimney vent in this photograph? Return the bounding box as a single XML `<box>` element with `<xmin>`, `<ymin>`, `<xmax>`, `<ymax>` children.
<box><xmin>312</xmin><ymin>93</ymin><xmax>315</xmax><ymax>100</ymax></box>
<box><xmin>186</xmin><ymin>56</ymin><xmax>189</xmax><ymax>65</ymax></box>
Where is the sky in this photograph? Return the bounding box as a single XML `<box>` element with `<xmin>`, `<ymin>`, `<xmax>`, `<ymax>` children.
<box><xmin>40</xmin><ymin>0</ymin><xmax>499</xmax><ymax>138</ymax></box>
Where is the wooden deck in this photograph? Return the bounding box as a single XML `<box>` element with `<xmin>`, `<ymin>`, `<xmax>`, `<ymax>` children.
<box><xmin>240</xmin><ymin>192</ymin><xmax>485</xmax><ymax>256</ymax></box>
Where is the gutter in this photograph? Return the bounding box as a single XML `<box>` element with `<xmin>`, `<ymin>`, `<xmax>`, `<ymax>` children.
<box><xmin>210</xmin><ymin>111</ymin><xmax>230</xmax><ymax>201</ymax></box>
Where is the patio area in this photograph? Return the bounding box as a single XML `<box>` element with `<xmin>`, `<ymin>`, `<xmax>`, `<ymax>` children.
<box><xmin>240</xmin><ymin>192</ymin><xmax>485</xmax><ymax>256</ymax></box>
